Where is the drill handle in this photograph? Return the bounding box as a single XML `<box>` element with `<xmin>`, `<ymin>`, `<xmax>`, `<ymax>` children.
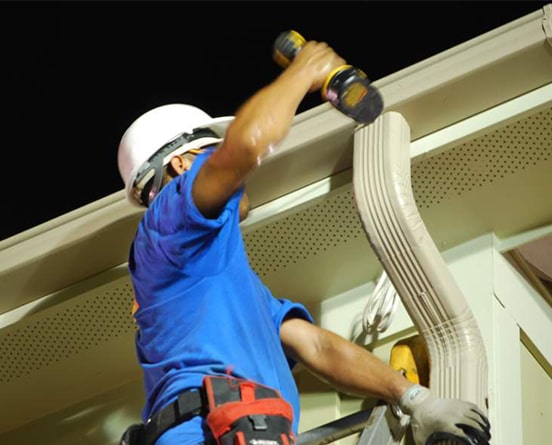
<box><xmin>272</xmin><ymin>30</ymin><xmax>384</xmax><ymax>125</ymax></box>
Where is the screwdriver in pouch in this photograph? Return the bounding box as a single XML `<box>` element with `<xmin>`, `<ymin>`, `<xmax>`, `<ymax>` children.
<box><xmin>273</xmin><ymin>30</ymin><xmax>384</xmax><ymax>125</ymax></box>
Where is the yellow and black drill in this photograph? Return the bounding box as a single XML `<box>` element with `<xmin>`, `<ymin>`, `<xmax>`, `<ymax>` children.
<box><xmin>273</xmin><ymin>30</ymin><xmax>384</xmax><ymax>125</ymax></box>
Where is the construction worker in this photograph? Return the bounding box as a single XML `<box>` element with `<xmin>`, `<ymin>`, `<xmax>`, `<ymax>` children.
<box><xmin>117</xmin><ymin>39</ymin><xmax>491</xmax><ymax>445</ymax></box>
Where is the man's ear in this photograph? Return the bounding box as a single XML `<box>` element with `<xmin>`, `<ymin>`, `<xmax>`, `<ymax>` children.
<box><xmin>168</xmin><ymin>155</ymin><xmax>192</xmax><ymax>176</ymax></box>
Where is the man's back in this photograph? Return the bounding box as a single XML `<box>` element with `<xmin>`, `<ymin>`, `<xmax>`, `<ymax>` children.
<box><xmin>129</xmin><ymin>149</ymin><xmax>313</xmax><ymax>443</ymax></box>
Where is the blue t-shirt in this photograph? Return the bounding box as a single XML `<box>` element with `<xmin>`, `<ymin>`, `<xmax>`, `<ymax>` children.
<box><xmin>128</xmin><ymin>148</ymin><xmax>313</xmax><ymax>445</ymax></box>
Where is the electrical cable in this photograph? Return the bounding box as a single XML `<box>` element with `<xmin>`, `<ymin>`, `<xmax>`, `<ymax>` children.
<box><xmin>362</xmin><ymin>270</ymin><xmax>399</xmax><ymax>334</ymax></box>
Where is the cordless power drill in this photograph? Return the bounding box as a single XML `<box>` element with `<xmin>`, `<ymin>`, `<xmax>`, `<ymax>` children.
<box><xmin>273</xmin><ymin>30</ymin><xmax>384</xmax><ymax>125</ymax></box>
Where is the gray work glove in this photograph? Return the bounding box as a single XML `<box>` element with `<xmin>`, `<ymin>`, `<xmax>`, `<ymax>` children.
<box><xmin>399</xmin><ymin>384</ymin><xmax>491</xmax><ymax>445</ymax></box>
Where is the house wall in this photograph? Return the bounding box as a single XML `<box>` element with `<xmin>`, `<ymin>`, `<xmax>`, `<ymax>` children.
<box><xmin>521</xmin><ymin>339</ymin><xmax>552</xmax><ymax>445</ymax></box>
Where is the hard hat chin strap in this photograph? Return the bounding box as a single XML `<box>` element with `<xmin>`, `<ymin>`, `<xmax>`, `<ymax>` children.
<box><xmin>142</xmin><ymin>159</ymin><xmax>165</xmax><ymax>207</ymax></box>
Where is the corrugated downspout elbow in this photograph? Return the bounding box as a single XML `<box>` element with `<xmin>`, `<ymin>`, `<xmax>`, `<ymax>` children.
<box><xmin>352</xmin><ymin>111</ymin><xmax>489</xmax><ymax>409</ymax></box>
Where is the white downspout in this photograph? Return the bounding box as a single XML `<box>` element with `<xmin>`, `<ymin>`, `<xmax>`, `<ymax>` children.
<box><xmin>352</xmin><ymin>112</ymin><xmax>489</xmax><ymax>411</ymax></box>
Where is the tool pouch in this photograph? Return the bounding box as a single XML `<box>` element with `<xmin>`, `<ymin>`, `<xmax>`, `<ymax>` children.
<box><xmin>203</xmin><ymin>376</ymin><xmax>295</xmax><ymax>445</ymax></box>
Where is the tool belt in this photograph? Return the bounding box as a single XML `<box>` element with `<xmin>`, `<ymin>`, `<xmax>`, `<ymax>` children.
<box><xmin>119</xmin><ymin>376</ymin><xmax>295</xmax><ymax>445</ymax></box>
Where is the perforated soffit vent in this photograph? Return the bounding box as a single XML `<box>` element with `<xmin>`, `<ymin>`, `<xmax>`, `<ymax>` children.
<box><xmin>0</xmin><ymin>280</ymin><xmax>136</xmax><ymax>383</ymax></box>
<box><xmin>245</xmin><ymin>108</ymin><xmax>552</xmax><ymax>276</ymax></box>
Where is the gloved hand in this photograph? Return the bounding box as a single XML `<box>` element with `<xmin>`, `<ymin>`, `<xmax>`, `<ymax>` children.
<box><xmin>398</xmin><ymin>384</ymin><xmax>491</xmax><ymax>445</ymax></box>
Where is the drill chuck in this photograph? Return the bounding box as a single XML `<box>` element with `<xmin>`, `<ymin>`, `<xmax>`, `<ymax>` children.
<box><xmin>272</xmin><ymin>30</ymin><xmax>384</xmax><ymax>125</ymax></box>
<box><xmin>273</xmin><ymin>30</ymin><xmax>306</xmax><ymax>68</ymax></box>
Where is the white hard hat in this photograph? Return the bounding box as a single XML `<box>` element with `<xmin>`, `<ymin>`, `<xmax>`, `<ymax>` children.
<box><xmin>117</xmin><ymin>103</ymin><xmax>234</xmax><ymax>207</ymax></box>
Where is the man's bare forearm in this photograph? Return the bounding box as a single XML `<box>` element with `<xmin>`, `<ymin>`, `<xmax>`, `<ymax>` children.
<box><xmin>300</xmin><ymin>326</ymin><xmax>413</xmax><ymax>405</ymax></box>
<box><xmin>210</xmin><ymin>41</ymin><xmax>346</xmax><ymax>181</ymax></box>
<box><xmin>214</xmin><ymin>65</ymin><xmax>314</xmax><ymax>172</ymax></box>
